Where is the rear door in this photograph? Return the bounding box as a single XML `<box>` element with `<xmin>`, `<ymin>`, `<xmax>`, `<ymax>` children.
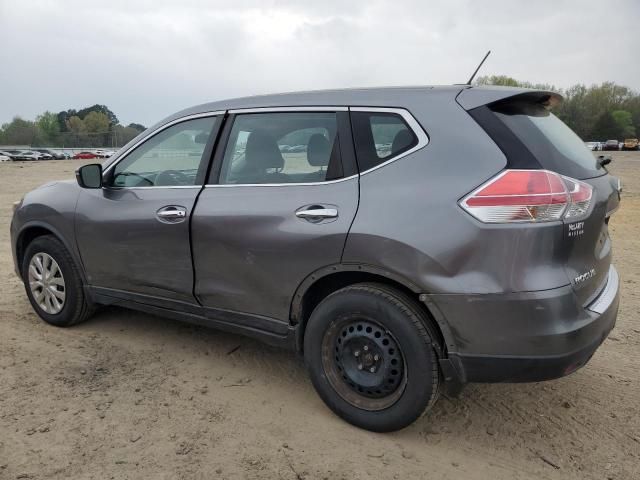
<box><xmin>471</xmin><ymin>97</ymin><xmax>621</xmax><ymax>304</ymax></box>
<box><xmin>191</xmin><ymin>108</ymin><xmax>359</xmax><ymax>325</ymax></box>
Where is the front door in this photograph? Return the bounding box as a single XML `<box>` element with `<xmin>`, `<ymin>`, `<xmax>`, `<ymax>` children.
<box><xmin>191</xmin><ymin>109</ymin><xmax>359</xmax><ymax>324</ymax></box>
<box><xmin>75</xmin><ymin>114</ymin><xmax>221</xmax><ymax>303</ymax></box>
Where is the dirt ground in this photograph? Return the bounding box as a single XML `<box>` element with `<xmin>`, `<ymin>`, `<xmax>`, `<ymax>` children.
<box><xmin>0</xmin><ymin>152</ymin><xmax>639</xmax><ymax>480</ymax></box>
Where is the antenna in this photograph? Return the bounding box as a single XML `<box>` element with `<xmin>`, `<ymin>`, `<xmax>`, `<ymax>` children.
<box><xmin>466</xmin><ymin>50</ymin><xmax>491</xmax><ymax>85</ymax></box>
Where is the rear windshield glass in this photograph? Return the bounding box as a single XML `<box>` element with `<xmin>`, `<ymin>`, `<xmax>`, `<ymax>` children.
<box><xmin>491</xmin><ymin>101</ymin><xmax>604</xmax><ymax>179</ymax></box>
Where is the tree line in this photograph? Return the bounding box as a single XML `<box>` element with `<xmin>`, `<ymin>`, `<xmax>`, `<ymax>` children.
<box><xmin>476</xmin><ymin>76</ymin><xmax>639</xmax><ymax>141</ymax></box>
<box><xmin>0</xmin><ymin>104</ymin><xmax>147</xmax><ymax>148</ymax></box>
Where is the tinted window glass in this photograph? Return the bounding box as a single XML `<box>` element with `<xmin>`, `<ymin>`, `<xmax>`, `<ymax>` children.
<box><xmin>219</xmin><ymin>112</ymin><xmax>342</xmax><ymax>185</ymax></box>
<box><xmin>351</xmin><ymin>112</ymin><xmax>418</xmax><ymax>171</ymax></box>
<box><xmin>491</xmin><ymin>102</ymin><xmax>603</xmax><ymax>178</ymax></box>
<box><xmin>111</xmin><ymin>117</ymin><xmax>216</xmax><ymax>187</ymax></box>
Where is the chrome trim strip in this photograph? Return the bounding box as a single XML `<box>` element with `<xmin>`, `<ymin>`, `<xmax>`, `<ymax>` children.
<box><xmin>206</xmin><ymin>107</ymin><xmax>428</xmax><ymax>188</ymax></box>
<box><xmin>204</xmin><ymin>174</ymin><xmax>358</xmax><ymax>188</ymax></box>
<box><xmin>115</xmin><ymin>106</ymin><xmax>428</xmax><ymax>189</ymax></box>
<box><xmin>104</xmin><ymin>185</ymin><xmax>202</xmax><ymax>191</ymax></box>
<box><xmin>228</xmin><ymin>106</ymin><xmax>348</xmax><ymax>114</ymax></box>
<box><xmin>350</xmin><ymin>107</ymin><xmax>429</xmax><ymax>177</ymax></box>
<box><xmin>587</xmin><ymin>265</ymin><xmax>619</xmax><ymax>315</ymax></box>
<box><xmin>103</xmin><ymin>110</ymin><xmax>225</xmax><ymax>176</ymax></box>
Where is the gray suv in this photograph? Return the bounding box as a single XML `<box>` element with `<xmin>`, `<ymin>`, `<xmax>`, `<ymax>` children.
<box><xmin>10</xmin><ymin>86</ymin><xmax>621</xmax><ymax>432</ymax></box>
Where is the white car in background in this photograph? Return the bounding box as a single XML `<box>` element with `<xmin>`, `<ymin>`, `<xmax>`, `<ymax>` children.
<box><xmin>0</xmin><ymin>154</ymin><xmax>11</xmax><ymax>162</ymax></box>
<box><xmin>13</xmin><ymin>151</ymin><xmax>45</xmax><ymax>161</ymax></box>
<box><xmin>585</xmin><ymin>141</ymin><xmax>600</xmax><ymax>151</ymax></box>
<box><xmin>94</xmin><ymin>149</ymin><xmax>116</xmax><ymax>158</ymax></box>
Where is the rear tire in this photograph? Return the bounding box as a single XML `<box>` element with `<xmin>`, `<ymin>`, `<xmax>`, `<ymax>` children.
<box><xmin>304</xmin><ymin>283</ymin><xmax>440</xmax><ymax>432</ymax></box>
<box><xmin>22</xmin><ymin>235</ymin><xmax>94</xmax><ymax>327</ymax></box>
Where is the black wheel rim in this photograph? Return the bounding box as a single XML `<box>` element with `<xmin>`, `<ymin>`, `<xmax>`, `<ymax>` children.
<box><xmin>321</xmin><ymin>315</ymin><xmax>407</xmax><ymax>411</ymax></box>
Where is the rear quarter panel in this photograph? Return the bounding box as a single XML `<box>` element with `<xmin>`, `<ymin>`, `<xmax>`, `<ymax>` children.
<box><xmin>343</xmin><ymin>90</ymin><xmax>570</xmax><ymax>295</ymax></box>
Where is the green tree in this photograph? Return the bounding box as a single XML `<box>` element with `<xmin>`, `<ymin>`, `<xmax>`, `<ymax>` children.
<box><xmin>83</xmin><ymin>111</ymin><xmax>110</xmax><ymax>133</ymax></box>
<box><xmin>113</xmin><ymin>124</ymin><xmax>142</xmax><ymax>147</ymax></box>
<box><xmin>77</xmin><ymin>104</ymin><xmax>118</xmax><ymax>125</ymax></box>
<box><xmin>475</xmin><ymin>75</ymin><xmax>557</xmax><ymax>91</ymax></box>
<box><xmin>611</xmin><ymin>110</ymin><xmax>636</xmax><ymax>138</ymax></box>
<box><xmin>127</xmin><ymin>123</ymin><xmax>146</xmax><ymax>132</ymax></box>
<box><xmin>67</xmin><ymin>116</ymin><xmax>86</xmax><ymax>134</ymax></box>
<box><xmin>591</xmin><ymin>113</ymin><xmax>621</xmax><ymax>140</ymax></box>
<box><xmin>0</xmin><ymin>117</ymin><xmax>37</xmax><ymax>145</ymax></box>
<box><xmin>476</xmin><ymin>75</ymin><xmax>522</xmax><ymax>87</ymax></box>
<box><xmin>36</xmin><ymin>111</ymin><xmax>60</xmax><ymax>145</ymax></box>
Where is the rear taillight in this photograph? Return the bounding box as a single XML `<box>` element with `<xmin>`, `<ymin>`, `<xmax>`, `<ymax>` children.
<box><xmin>460</xmin><ymin>169</ymin><xmax>593</xmax><ymax>223</ymax></box>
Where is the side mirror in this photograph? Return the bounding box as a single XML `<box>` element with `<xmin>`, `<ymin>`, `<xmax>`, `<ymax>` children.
<box><xmin>598</xmin><ymin>155</ymin><xmax>612</xmax><ymax>167</ymax></box>
<box><xmin>76</xmin><ymin>164</ymin><xmax>103</xmax><ymax>189</ymax></box>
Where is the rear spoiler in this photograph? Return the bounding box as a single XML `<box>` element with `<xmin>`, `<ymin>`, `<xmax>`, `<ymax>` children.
<box><xmin>456</xmin><ymin>86</ymin><xmax>563</xmax><ymax>111</ymax></box>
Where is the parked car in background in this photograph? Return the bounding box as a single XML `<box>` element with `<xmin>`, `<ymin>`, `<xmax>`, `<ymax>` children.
<box><xmin>11</xmin><ymin>151</ymin><xmax>45</xmax><ymax>161</ymax></box>
<box><xmin>72</xmin><ymin>151</ymin><xmax>100</xmax><ymax>159</ymax></box>
<box><xmin>36</xmin><ymin>151</ymin><xmax>53</xmax><ymax>160</ymax></box>
<box><xmin>0</xmin><ymin>150</ymin><xmax>18</xmax><ymax>160</ymax></box>
<box><xmin>585</xmin><ymin>141</ymin><xmax>599</xmax><ymax>151</ymax></box>
<box><xmin>622</xmin><ymin>138</ymin><xmax>639</xmax><ymax>151</ymax></box>
<box><xmin>94</xmin><ymin>150</ymin><xmax>116</xmax><ymax>158</ymax></box>
<box><xmin>603</xmin><ymin>140</ymin><xmax>619</xmax><ymax>151</ymax></box>
<box><xmin>10</xmin><ymin>85</ymin><xmax>621</xmax><ymax>432</ymax></box>
<box><xmin>0</xmin><ymin>154</ymin><xmax>11</xmax><ymax>162</ymax></box>
<box><xmin>34</xmin><ymin>149</ymin><xmax>66</xmax><ymax>160</ymax></box>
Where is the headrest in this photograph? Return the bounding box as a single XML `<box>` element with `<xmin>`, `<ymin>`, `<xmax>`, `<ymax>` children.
<box><xmin>391</xmin><ymin>129</ymin><xmax>414</xmax><ymax>155</ymax></box>
<box><xmin>307</xmin><ymin>134</ymin><xmax>331</xmax><ymax>167</ymax></box>
<box><xmin>245</xmin><ymin>130</ymin><xmax>284</xmax><ymax>170</ymax></box>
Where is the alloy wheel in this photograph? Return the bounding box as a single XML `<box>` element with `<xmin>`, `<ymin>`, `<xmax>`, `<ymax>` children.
<box><xmin>28</xmin><ymin>252</ymin><xmax>66</xmax><ymax>314</ymax></box>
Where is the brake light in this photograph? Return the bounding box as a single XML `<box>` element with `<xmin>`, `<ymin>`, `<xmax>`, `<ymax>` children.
<box><xmin>460</xmin><ymin>169</ymin><xmax>593</xmax><ymax>223</ymax></box>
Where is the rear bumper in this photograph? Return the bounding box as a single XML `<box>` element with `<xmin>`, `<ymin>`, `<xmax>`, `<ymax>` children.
<box><xmin>430</xmin><ymin>265</ymin><xmax>619</xmax><ymax>383</ymax></box>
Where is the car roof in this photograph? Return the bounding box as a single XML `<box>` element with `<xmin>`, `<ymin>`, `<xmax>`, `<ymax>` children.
<box><xmin>170</xmin><ymin>85</ymin><xmax>552</xmax><ymax>117</ymax></box>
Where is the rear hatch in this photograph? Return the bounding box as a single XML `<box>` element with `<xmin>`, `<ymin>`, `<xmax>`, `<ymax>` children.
<box><xmin>468</xmin><ymin>92</ymin><xmax>621</xmax><ymax>305</ymax></box>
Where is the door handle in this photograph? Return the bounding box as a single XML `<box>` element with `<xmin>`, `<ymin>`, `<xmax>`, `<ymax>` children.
<box><xmin>156</xmin><ymin>206</ymin><xmax>187</xmax><ymax>223</ymax></box>
<box><xmin>295</xmin><ymin>206</ymin><xmax>339</xmax><ymax>221</ymax></box>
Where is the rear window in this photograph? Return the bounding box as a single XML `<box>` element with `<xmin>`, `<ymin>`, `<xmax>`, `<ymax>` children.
<box><xmin>351</xmin><ymin>112</ymin><xmax>418</xmax><ymax>171</ymax></box>
<box><xmin>487</xmin><ymin>101</ymin><xmax>604</xmax><ymax>179</ymax></box>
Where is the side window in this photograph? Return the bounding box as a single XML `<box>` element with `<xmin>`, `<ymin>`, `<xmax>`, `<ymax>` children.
<box><xmin>219</xmin><ymin>112</ymin><xmax>343</xmax><ymax>185</ymax></box>
<box><xmin>111</xmin><ymin>116</ymin><xmax>216</xmax><ymax>187</ymax></box>
<box><xmin>351</xmin><ymin>111</ymin><xmax>418</xmax><ymax>171</ymax></box>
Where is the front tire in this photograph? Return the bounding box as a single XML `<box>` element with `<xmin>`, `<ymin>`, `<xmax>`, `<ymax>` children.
<box><xmin>304</xmin><ymin>283</ymin><xmax>440</xmax><ymax>432</ymax></box>
<box><xmin>22</xmin><ymin>235</ymin><xmax>94</xmax><ymax>327</ymax></box>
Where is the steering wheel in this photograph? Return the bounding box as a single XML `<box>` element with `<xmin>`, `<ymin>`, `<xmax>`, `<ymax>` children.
<box><xmin>113</xmin><ymin>171</ymin><xmax>154</xmax><ymax>186</ymax></box>
<box><xmin>154</xmin><ymin>169</ymin><xmax>191</xmax><ymax>186</ymax></box>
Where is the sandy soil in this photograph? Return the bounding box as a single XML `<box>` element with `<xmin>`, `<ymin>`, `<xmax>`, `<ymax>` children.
<box><xmin>1</xmin><ymin>153</ymin><xmax>639</xmax><ymax>479</ymax></box>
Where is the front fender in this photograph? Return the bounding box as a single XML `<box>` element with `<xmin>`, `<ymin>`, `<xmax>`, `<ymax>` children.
<box><xmin>12</xmin><ymin>181</ymin><xmax>83</xmax><ymax>281</ymax></box>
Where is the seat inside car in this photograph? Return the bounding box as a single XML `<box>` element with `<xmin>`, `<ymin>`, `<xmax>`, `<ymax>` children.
<box><xmin>305</xmin><ymin>134</ymin><xmax>330</xmax><ymax>181</ymax></box>
<box><xmin>391</xmin><ymin>129</ymin><xmax>413</xmax><ymax>156</ymax></box>
<box><xmin>233</xmin><ymin>130</ymin><xmax>289</xmax><ymax>183</ymax></box>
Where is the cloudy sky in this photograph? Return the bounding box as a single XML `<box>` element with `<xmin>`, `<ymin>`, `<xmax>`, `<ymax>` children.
<box><xmin>1</xmin><ymin>0</ymin><xmax>639</xmax><ymax>126</ymax></box>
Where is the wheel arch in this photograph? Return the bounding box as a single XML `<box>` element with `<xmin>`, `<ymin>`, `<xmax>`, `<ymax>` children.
<box><xmin>290</xmin><ymin>263</ymin><xmax>455</xmax><ymax>356</ymax></box>
<box><xmin>16</xmin><ymin>222</ymin><xmax>86</xmax><ymax>283</ymax></box>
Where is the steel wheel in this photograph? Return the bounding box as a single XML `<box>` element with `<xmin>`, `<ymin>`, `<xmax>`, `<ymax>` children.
<box><xmin>321</xmin><ymin>316</ymin><xmax>407</xmax><ymax>411</ymax></box>
<box><xmin>28</xmin><ymin>252</ymin><xmax>66</xmax><ymax>314</ymax></box>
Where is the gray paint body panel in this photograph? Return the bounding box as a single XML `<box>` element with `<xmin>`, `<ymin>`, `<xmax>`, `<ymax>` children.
<box><xmin>75</xmin><ymin>187</ymin><xmax>199</xmax><ymax>303</ymax></box>
<box><xmin>191</xmin><ymin>179</ymin><xmax>359</xmax><ymax>321</ymax></box>
<box><xmin>342</xmin><ymin>89</ymin><xmax>571</xmax><ymax>295</ymax></box>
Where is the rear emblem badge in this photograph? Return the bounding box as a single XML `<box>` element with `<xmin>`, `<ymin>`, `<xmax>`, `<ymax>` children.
<box><xmin>574</xmin><ymin>268</ymin><xmax>596</xmax><ymax>285</ymax></box>
<box><xmin>568</xmin><ymin>221</ymin><xmax>585</xmax><ymax>238</ymax></box>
